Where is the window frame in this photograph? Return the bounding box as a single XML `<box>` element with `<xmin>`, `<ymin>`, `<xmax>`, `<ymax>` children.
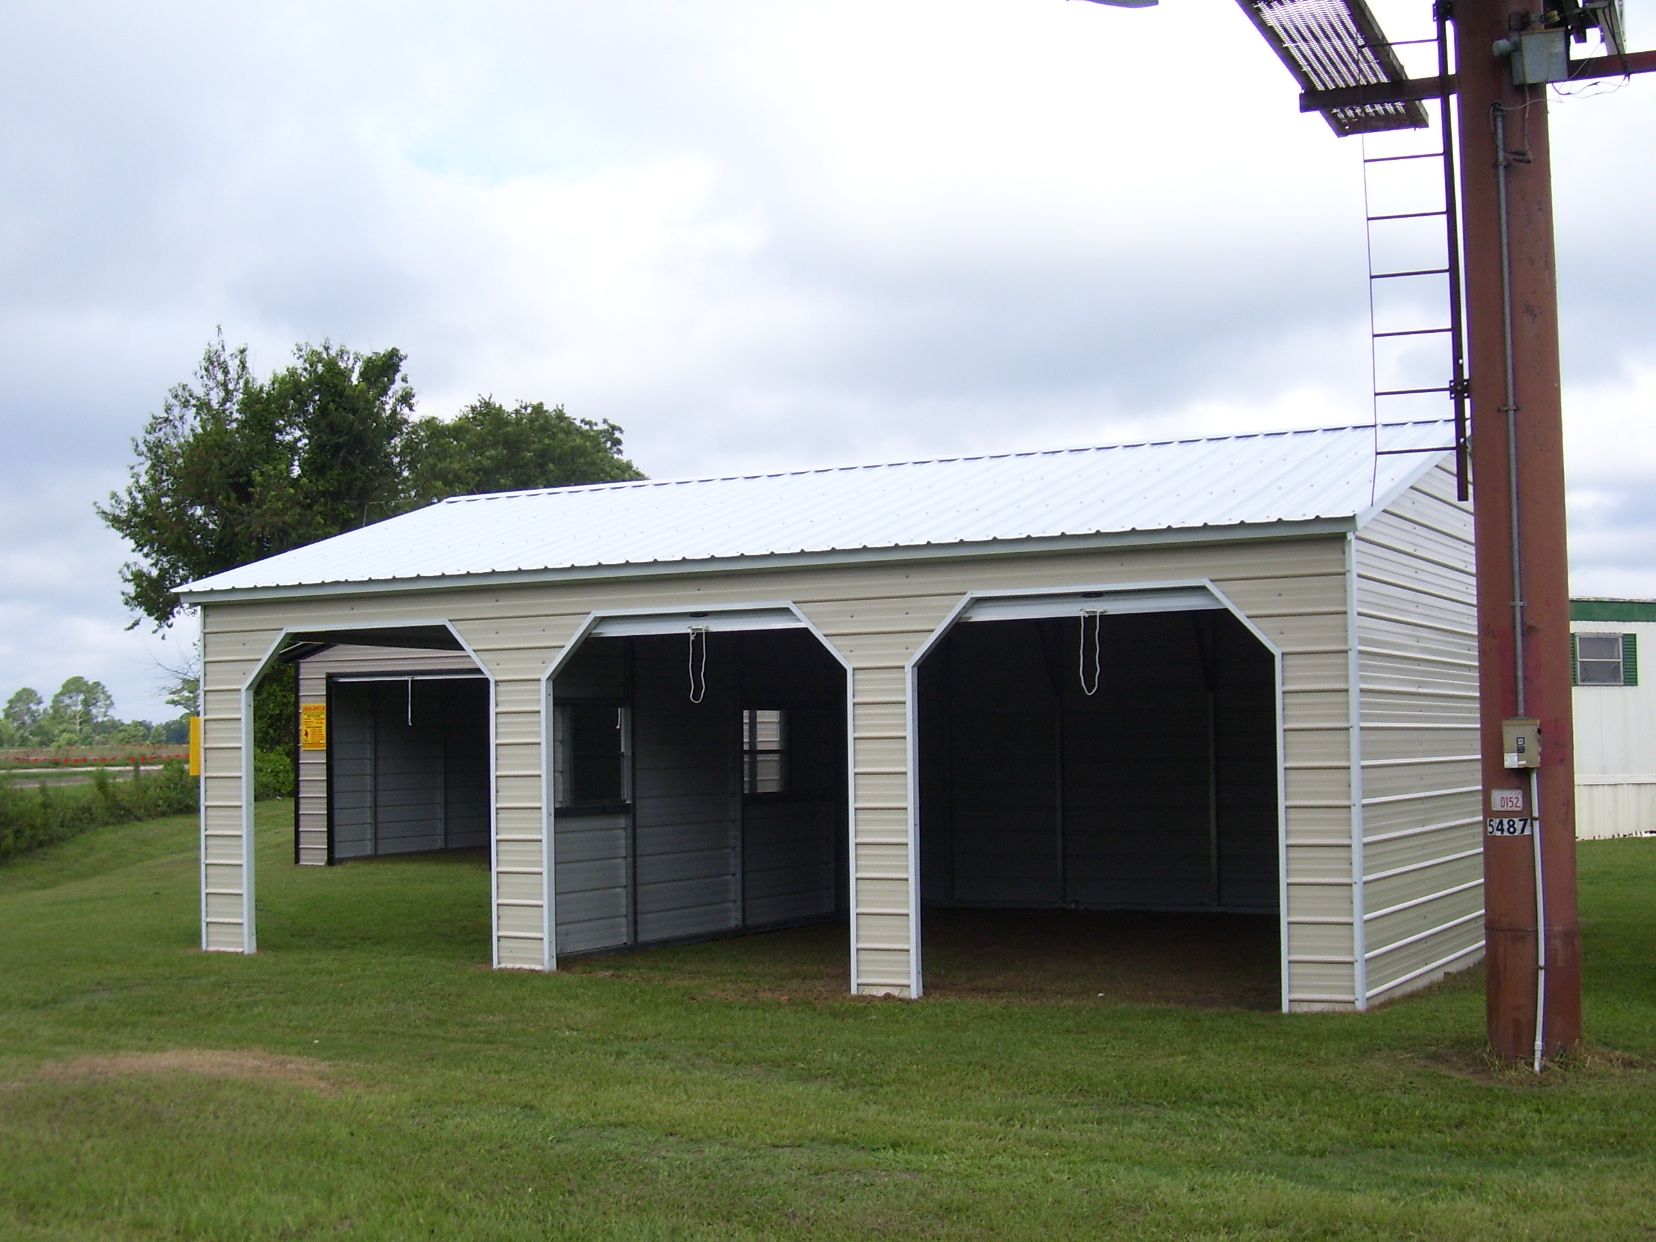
<box><xmin>553</xmin><ymin>700</ymin><xmax>632</xmax><ymax>811</ymax></box>
<box><xmin>1572</xmin><ymin>631</ymin><xmax>1638</xmax><ymax>688</ymax></box>
<box><xmin>741</xmin><ymin>706</ymin><xmax>788</xmax><ymax>797</ymax></box>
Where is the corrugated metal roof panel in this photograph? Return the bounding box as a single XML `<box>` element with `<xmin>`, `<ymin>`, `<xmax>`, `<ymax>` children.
<box><xmin>179</xmin><ymin>421</ymin><xmax>1456</xmax><ymax>597</ymax></box>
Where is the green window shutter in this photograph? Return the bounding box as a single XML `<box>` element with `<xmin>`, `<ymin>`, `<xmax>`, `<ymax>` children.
<box><xmin>1570</xmin><ymin>633</ymin><xmax>1579</xmax><ymax>686</ymax></box>
<box><xmin>1623</xmin><ymin>633</ymin><xmax>1638</xmax><ymax>687</ymax></box>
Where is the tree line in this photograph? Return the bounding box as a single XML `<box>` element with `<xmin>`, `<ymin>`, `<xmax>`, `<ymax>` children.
<box><xmin>2</xmin><ymin>678</ymin><xmax>189</xmax><ymax>750</ymax></box>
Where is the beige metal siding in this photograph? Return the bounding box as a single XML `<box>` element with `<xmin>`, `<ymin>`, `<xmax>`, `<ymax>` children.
<box><xmin>199</xmin><ymin>611</ymin><xmax>287</xmax><ymax>953</ymax></box>
<box><xmin>1353</xmin><ymin>464</ymin><xmax>1482</xmax><ymax>1005</ymax></box>
<box><xmin>200</xmin><ymin>532</ymin><xmax>1353</xmax><ymax>1001</ymax></box>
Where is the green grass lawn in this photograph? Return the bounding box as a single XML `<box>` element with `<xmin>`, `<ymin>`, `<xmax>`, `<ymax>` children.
<box><xmin>2</xmin><ymin>806</ymin><xmax>1652</xmax><ymax>1240</ymax></box>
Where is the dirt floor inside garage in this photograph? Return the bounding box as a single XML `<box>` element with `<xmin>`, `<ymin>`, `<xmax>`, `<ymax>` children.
<box><xmin>564</xmin><ymin>908</ymin><xmax>1281</xmax><ymax>1009</ymax></box>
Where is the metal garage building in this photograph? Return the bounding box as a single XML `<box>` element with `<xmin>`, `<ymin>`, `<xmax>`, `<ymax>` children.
<box><xmin>180</xmin><ymin>421</ymin><xmax>1482</xmax><ymax>1012</ymax></box>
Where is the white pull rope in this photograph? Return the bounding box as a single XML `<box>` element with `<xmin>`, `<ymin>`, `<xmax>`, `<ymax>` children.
<box><xmin>687</xmin><ymin>627</ymin><xmax>709</xmax><ymax>704</ymax></box>
<box><xmin>1078</xmin><ymin>609</ymin><xmax>1103</xmax><ymax>696</ymax></box>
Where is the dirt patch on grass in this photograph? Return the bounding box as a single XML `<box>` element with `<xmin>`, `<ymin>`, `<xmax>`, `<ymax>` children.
<box><xmin>1407</xmin><ymin>1040</ymin><xmax>1656</xmax><ymax>1086</ymax></box>
<box><xmin>6</xmin><ymin>1049</ymin><xmax>342</xmax><ymax>1096</ymax></box>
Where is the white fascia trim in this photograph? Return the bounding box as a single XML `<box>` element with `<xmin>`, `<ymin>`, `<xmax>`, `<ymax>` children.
<box><xmin>585</xmin><ymin>602</ymin><xmax>806</xmax><ymax>638</ymax></box>
<box><xmin>330</xmin><ymin>671</ymin><xmax>485</xmax><ymax>683</ymax></box>
<box><xmin>956</xmin><ymin>585</ymin><xmax>1222</xmax><ymax>624</ymax></box>
<box><xmin>175</xmin><ymin>520</ymin><xmax>1358</xmax><ymax>607</ymax></box>
<box><xmin>232</xmin><ymin>629</ymin><xmax>295</xmax><ymax>956</ymax></box>
<box><xmin>538</xmin><ymin>662</ymin><xmax>555</xmax><ymax>972</ymax></box>
<box><xmin>1345</xmin><ymin>534</ymin><xmax>1369</xmax><ymax>1011</ymax></box>
<box><xmin>197</xmin><ymin>667</ymin><xmax>208</xmax><ymax>951</ymax></box>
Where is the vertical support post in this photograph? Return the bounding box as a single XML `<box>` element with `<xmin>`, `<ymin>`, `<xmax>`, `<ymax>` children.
<box><xmin>1453</xmin><ymin>0</ymin><xmax>1581</xmax><ymax>1061</ymax></box>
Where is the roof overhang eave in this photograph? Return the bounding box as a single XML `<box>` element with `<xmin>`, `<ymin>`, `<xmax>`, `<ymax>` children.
<box><xmin>175</xmin><ymin>516</ymin><xmax>1359</xmax><ymax>609</ymax></box>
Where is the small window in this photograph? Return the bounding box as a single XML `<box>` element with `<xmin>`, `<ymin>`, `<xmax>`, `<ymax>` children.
<box><xmin>555</xmin><ymin>703</ymin><xmax>629</xmax><ymax>807</ymax></box>
<box><xmin>742</xmin><ymin>708</ymin><xmax>787</xmax><ymax>796</ymax></box>
<box><xmin>1573</xmin><ymin>633</ymin><xmax>1638</xmax><ymax>687</ymax></box>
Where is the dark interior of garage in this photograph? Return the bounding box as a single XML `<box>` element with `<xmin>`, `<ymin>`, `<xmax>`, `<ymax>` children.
<box><xmin>914</xmin><ymin>608</ymin><xmax>1282</xmax><ymax>1001</ymax></box>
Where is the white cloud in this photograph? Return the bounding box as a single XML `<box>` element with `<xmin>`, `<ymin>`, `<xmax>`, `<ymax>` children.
<box><xmin>0</xmin><ymin>0</ymin><xmax>1652</xmax><ymax>721</ymax></box>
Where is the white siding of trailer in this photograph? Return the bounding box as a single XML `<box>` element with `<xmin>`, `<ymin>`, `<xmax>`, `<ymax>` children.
<box><xmin>1351</xmin><ymin>464</ymin><xmax>1481</xmax><ymax>1006</ymax></box>
<box><xmin>296</xmin><ymin>645</ymin><xmax>484</xmax><ymax>865</ymax></box>
<box><xmin>1573</xmin><ymin>617</ymin><xmax>1656</xmax><ymax>839</ymax></box>
<box><xmin>200</xmin><ymin>531</ymin><xmax>1364</xmax><ymax>1004</ymax></box>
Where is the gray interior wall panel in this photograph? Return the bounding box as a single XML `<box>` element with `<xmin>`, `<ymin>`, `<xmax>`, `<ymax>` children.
<box><xmin>1213</xmin><ymin>617</ymin><xmax>1279</xmax><ymax>908</ymax></box>
<box><xmin>553</xmin><ymin>811</ymin><xmax>630</xmax><ymax>954</ymax></box>
<box><xmin>441</xmin><ymin>680</ymin><xmax>490</xmax><ymax>849</ymax></box>
<box><xmin>944</xmin><ymin>622</ymin><xmax>1060</xmax><ymax>904</ymax></box>
<box><xmin>917</xmin><ymin>649</ymin><xmax>954</xmax><ymax>901</ymax></box>
<box><xmin>632</xmin><ymin>634</ymin><xmax>741</xmax><ymax>943</ymax></box>
<box><xmin>1061</xmin><ymin>686</ymin><xmax>1213</xmax><ymax>908</ymax></box>
<box><xmin>298</xmin><ymin>645</ymin><xmax>483</xmax><ymax>864</ymax></box>
<box><xmin>550</xmin><ymin>626</ymin><xmax>847</xmax><ymax>955</ymax></box>
<box><xmin>329</xmin><ymin>682</ymin><xmax>375</xmax><ymax>860</ymax></box>
<box><xmin>742</xmin><ymin>801</ymin><xmax>835</xmax><ymax>925</ymax></box>
<box><xmin>923</xmin><ymin>611</ymin><xmax>1279</xmax><ymax>913</ymax></box>
<box><xmin>365</xmin><ymin>681</ymin><xmax>446</xmax><ymax>854</ymax></box>
<box><xmin>327</xmin><ymin>675</ymin><xmax>488</xmax><ymax>861</ymax></box>
<box><xmin>737</xmin><ymin>630</ymin><xmax>843</xmax><ymax>928</ymax></box>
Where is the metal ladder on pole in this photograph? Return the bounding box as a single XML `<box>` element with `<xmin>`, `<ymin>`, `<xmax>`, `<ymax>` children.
<box><xmin>1361</xmin><ymin>2</ymin><xmax>1470</xmax><ymax>499</ymax></box>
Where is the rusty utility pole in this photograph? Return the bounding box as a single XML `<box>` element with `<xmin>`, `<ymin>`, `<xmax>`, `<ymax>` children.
<box><xmin>1453</xmin><ymin>0</ymin><xmax>1580</xmax><ymax>1063</ymax></box>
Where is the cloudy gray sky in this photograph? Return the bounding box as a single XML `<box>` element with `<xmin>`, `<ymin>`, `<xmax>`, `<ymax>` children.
<box><xmin>2</xmin><ymin>1</ymin><xmax>1650</xmax><ymax>723</ymax></box>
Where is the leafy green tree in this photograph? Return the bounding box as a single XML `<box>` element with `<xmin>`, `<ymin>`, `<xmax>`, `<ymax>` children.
<box><xmin>96</xmin><ymin>332</ymin><xmax>415</xmax><ymax>629</ymax></box>
<box><xmin>5</xmin><ymin>687</ymin><xmax>46</xmax><ymax>746</ymax></box>
<box><xmin>99</xmin><ymin>334</ymin><xmax>647</xmax><ymax>792</ymax></box>
<box><xmin>47</xmin><ymin>677</ymin><xmax>115</xmax><ymax>745</ymax></box>
<box><xmin>151</xmin><ymin>717</ymin><xmax>192</xmax><ymax>745</ymax></box>
<box><xmin>99</xmin><ymin>338</ymin><xmax>645</xmax><ymax>631</ymax></box>
<box><xmin>401</xmin><ymin>398</ymin><xmax>643</xmax><ymax>503</ymax></box>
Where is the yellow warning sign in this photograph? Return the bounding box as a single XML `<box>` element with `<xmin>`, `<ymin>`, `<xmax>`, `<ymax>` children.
<box><xmin>300</xmin><ymin>703</ymin><xmax>328</xmax><ymax>751</ymax></box>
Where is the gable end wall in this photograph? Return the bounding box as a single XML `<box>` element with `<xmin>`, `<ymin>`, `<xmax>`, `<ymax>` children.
<box><xmin>1353</xmin><ymin>462</ymin><xmax>1482</xmax><ymax>1005</ymax></box>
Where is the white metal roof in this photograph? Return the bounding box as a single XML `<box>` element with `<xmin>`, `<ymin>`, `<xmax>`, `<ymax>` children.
<box><xmin>178</xmin><ymin>421</ymin><xmax>1456</xmax><ymax>600</ymax></box>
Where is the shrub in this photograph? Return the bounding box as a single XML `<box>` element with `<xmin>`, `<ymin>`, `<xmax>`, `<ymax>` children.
<box><xmin>253</xmin><ymin>749</ymin><xmax>296</xmax><ymax>801</ymax></box>
<box><xmin>0</xmin><ymin>763</ymin><xmax>200</xmax><ymax>863</ymax></box>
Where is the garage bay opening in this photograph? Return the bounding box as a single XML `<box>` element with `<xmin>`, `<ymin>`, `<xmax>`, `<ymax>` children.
<box><xmin>916</xmin><ymin>601</ymin><xmax>1282</xmax><ymax>1006</ymax></box>
<box><xmin>551</xmin><ymin>623</ymin><xmax>849</xmax><ymax>966</ymax></box>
